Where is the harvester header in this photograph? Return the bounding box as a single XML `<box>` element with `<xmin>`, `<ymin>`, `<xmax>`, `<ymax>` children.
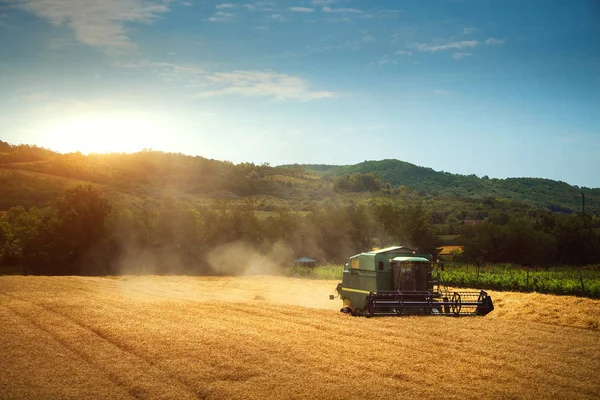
<box><xmin>330</xmin><ymin>246</ymin><xmax>494</xmax><ymax>317</ymax></box>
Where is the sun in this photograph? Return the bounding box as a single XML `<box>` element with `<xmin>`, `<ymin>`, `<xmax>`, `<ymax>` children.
<box><xmin>43</xmin><ymin>113</ymin><xmax>165</xmax><ymax>154</ymax></box>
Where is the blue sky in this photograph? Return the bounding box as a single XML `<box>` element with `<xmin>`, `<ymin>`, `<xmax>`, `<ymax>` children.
<box><xmin>1</xmin><ymin>0</ymin><xmax>599</xmax><ymax>187</ymax></box>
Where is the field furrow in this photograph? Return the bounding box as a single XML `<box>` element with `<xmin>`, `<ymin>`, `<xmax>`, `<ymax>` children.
<box><xmin>1</xmin><ymin>276</ymin><xmax>599</xmax><ymax>400</ymax></box>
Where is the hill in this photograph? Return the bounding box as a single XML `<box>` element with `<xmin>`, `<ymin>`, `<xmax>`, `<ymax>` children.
<box><xmin>1</xmin><ymin>140</ymin><xmax>599</xmax><ymax>274</ymax></box>
<box><xmin>1</xmin><ymin>141</ymin><xmax>599</xmax><ymax>215</ymax></box>
<box><xmin>295</xmin><ymin>159</ymin><xmax>600</xmax><ymax>215</ymax></box>
<box><xmin>1</xmin><ymin>141</ymin><xmax>599</xmax><ymax>217</ymax></box>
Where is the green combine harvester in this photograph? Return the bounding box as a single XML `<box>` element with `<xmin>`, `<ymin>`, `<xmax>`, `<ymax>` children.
<box><xmin>330</xmin><ymin>246</ymin><xmax>494</xmax><ymax>317</ymax></box>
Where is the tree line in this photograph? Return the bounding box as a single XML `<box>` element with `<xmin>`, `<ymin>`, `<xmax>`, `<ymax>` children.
<box><xmin>461</xmin><ymin>213</ymin><xmax>600</xmax><ymax>266</ymax></box>
<box><xmin>1</xmin><ymin>185</ymin><xmax>598</xmax><ymax>275</ymax></box>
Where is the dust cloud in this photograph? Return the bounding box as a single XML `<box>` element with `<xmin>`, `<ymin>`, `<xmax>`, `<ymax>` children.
<box><xmin>112</xmin><ymin>239</ymin><xmax>340</xmax><ymax>310</ymax></box>
<box><xmin>205</xmin><ymin>241</ymin><xmax>293</xmax><ymax>276</ymax></box>
<box><xmin>115</xmin><ymin>239</ymin><xmax>298</xmax><ymax>277</ymax></box>
<box><xmin>112</xmin><ymin>275</ymin><xmax>340</xmax><ymax>311</ymax></box>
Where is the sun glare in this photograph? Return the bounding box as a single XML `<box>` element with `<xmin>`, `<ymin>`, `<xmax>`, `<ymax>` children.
<box><xmin>43</xmin><ymin>113</ymin><xmax>165</xmax><ymax>154</ymax></box>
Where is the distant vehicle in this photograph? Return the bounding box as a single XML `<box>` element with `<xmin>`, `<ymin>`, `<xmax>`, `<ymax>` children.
<box><xmin>330</xmin><ymin>246</ymin><xmax>494</xmax><ymax>317</ymax></box>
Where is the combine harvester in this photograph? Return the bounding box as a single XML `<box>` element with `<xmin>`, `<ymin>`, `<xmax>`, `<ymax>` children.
<box><xmin>330</xmin><ymin>246</ymin><xmax>494</xmax><ymax>317</ymax></box>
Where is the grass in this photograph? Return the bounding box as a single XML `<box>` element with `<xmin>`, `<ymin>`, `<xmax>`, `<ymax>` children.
<box><xmin>438</xmin><ymin>264</ymin><xmax>600</xmax><ymax>298</ymax></box>
<box><xmin>1</xmin><ymin>276</ymin><xmax>599</xmax><ymax>399</ymax></box>
<box><xmin>284</xmin><ymin>264</ymin><xmax>344</xmax><ymax>280</ymax></box>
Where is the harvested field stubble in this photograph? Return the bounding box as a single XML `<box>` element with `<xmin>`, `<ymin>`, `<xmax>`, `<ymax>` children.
<box><xmin>1</xmin><ymin>276</ymin><xmax>599</xmax><ymax>400</ymax></box>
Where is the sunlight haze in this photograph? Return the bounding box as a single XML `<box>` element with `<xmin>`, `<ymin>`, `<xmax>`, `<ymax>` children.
<box><xmin>0</xmin><ymin>0</ymin><xmax>598</xmax><ymax>186</ymax></box>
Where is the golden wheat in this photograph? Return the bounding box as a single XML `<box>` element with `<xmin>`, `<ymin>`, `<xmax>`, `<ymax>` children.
<box><xmin>1</xmin><ymin>276</ymin><xmax>599</xmax><ymax>400</ymax></box>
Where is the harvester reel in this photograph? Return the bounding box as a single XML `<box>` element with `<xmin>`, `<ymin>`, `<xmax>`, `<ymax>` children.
<box><xmin>451</xmin><ymin>293</ymin><xmax>462</xmax><ymax>316</ymax></box>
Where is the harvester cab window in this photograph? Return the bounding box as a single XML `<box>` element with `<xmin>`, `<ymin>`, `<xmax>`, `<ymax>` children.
<box><xmin>390</xmin><ymin>261</ymin><xmax>432</xmax><ymax>292</ymax></box>
<box><xmin>390</xmin><ymin>262</ymin><xmax>413</xmax><ymax>291</ymax></box>
<box><xmin>401</xmin><ymin>264</ymin><xmax>416</xmax><ymax>291</ymax></box>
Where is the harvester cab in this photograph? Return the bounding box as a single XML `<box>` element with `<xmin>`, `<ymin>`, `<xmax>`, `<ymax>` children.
<box><xmin>330</xmin><ymin>246</ymin><xmax>493</xmax><ymax>317</ymax></box>
<box><xmin>389</xmin><ymin>256</ymin><xmax>432</xmax><ymax>292</ymax></box>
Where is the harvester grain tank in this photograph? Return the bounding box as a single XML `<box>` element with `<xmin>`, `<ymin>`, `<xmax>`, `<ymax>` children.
<box><xmin>330</xmin><ymin>246</ymin><xmax>494</xmax><ymax>317</ymax></box>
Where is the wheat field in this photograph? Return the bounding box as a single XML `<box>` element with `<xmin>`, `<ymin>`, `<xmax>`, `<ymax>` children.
<box><xmin>1</xmin><ymin>275</ymin><xmax>599</xmax><ymax>400</ymax></box>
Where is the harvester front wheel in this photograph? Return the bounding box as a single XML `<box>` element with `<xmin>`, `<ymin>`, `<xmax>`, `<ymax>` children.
<box><xmin>340</xmin><ymin>298</ymin><xmax>353</xmax><ymax>314</ymax></box>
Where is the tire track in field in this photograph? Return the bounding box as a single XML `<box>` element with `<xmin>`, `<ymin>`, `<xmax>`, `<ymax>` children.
<box><xmin>35</xmin><ymin>276</ymin><xmax>600</xmax><ymax>373</ymax></box>
<box><xmin>37</xmin><ymin>301</ymin><xmax>213</xmax><ymax>400</ymax></box>
<box><xmin>0</xmin><ymin>296</ymin><xmax>141</xmax><ymax>400</ymax></box>
<box><xmin>65</xmin><ymin>277</ymin><xmax>348</xmax><ymax>338</ymax></box>
<box><xmin>12</xmin><ymin>277</ymin><xmax>600</xmax><ymax>399</ymax></box>
<box><xmin>0</xmin><ymin>305</ymin><xmax>136</xmax><ymax>400</ymax></box>
<box><xmin>3</xmin><ymin>277</ymin><xmax>600</xmax><ymax>399</ymax></box>
<box><xmin>1</xmin><ymin>293</ymin><xmax>208</xmax><ymax>400</ymax></box>
<box><xmin>49</xmin><ymin>287</ymin><xmax>302</xmax><ymax>387</ymax></box>
<box><xmin>27</xmin><ymin>280</ymin><xmax>425</xmax><ymax>392</ymax></box>
<box><xmin>41</xmin><ymin>276</ymin><xmax>588</xmax><ymax>389</ymax></box>
<box><xmin>77</xmin><ymin>275</ymin><xmax>585</xmax><ymax>356</ymax></box>
<box><xmin>151</xmin><ymin>300</ymin><xmax>481</xmax><ymax>395</ymax></box>
<box><xmin>204</xmin><ymin>301</ymin><xmax>599</xmax><ymax>397</ymax></box>
<box><xmin>10</xmin><ymin>294</ymin><xmax>212</xmax><ymax>400</ymax></box>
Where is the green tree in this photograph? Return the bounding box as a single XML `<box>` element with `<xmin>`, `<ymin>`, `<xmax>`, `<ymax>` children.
<box><xmin>461</xmin><ymin>223</ymin><xmax>507</xmax><ymax>266</ymax></box>
<box><xmin>49</xmin><ymin>185</ymin><xmax>111</xmax><ymax>274</ymax></box>
<box><xmin>397</xmin><ymin>204</ymin><xmax>440</xmax><ymax>255</ymax></box>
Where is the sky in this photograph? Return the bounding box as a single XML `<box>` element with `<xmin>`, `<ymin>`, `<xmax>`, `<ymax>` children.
<box><xmin>0</xmin><ymin>0</ymin><xmax>599</xmax><ymax>187</ymax></box>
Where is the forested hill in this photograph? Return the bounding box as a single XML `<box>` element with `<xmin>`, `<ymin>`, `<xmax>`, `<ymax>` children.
<box><xmin>1</xmin><ymin>141</ymin><xmax>599</xmax><ymax>273</ymax></box>
<box><xmin>1</xmin><ymin>141</ymin><xmax>599</xmax><ymax>215</ymax></box>
<box><xmin>295</xmin><ymin>159</ymin><xmax>600</xmax><ymax>214</ymax></box>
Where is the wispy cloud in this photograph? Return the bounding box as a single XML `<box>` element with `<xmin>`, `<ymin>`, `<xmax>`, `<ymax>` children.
<box><xmin>362</xmin><ymin>34</ymin><xmax>375</xmax><ymax>43</ymax></box>
<box><xmin>195</xmin><ymin>70</ymin><xmax>337</xmax><ymax>101</ymax></box>
<box><xmin>0</xmin><ymin>12</ymin><xmax>14</xmax><ymax>28</ymax></box>
<box><xmin>114</xmin><ymin>62</ymin><xmax>336</xmax><ymax>101</ymax></box>
<box><xmin>261</xmin><ymin>50</ymin><xmax>305</xmax><ymax>60</ymax></box>
<box><xmin>208</xmin><ymin>11</ymin><xmax>235</xmax><ymax>22</ymax></box>
<box><xmin>414</xmin><ymin>40</ymin><xmax>479</xmax><ymax>52</ymax></box>
<box><xmin>22</xmin><ymin>92</ymin><xmax>51</xmax><ymax>101</ymax></box>
<box><xmin>485</xmin><ymin>37</ymin><xmax>506</xmax><ymax>45</ymax></box>
<box><xmin>151</xmin><ymin>62</ymin><xmax>208</xmax><ymax>85</ymax></box>
<box><xmin>374</xmin><ymin>55</ymin><xmax>397</xmax><ymax>66</ymax></box>
<box><xmin>323</xmin><ymin>6</ymin><xmax>362</xmax><ymax>14</ymax></box>
<box><xmin>452</xmin><ymin>52</ymin><xmax>472</xmax><ymax>59</ymax></box>
<box><xmin>254</xmin><ymin>1</ymin><xmax>276</xmax><ymax>11</ymax></box>
<box><xmin>268</xmin><ymin>13</ymin><xmax>285</xmax><ymax>21</ymax></box>
<box><xmin>15</xmin><ymin>0</ymin><xmax>171</xmax><ymax>53</ymax></box>
<box><xmin>112</xmin><ymin>60</ymin><xmax>209</xmax><ymax>87</ymax></box>
<box><xmin>362</xmin><ymin>9</ymin><xmax>404</xmax><ymax>19</ymax></box>
<box><xmin>216</xmin><ymin>3</ymin><xmax>236</xmax><ymax>9</ymax></box>
<box><xmin>47</xmin><ymin>36</ymin><xmax>72</xmax><ymax>50</ymax></box>
<box><xmin>395</xmin><ymin>50</ymin><xmax>412</xmax><ymax>56</ymax></box>
<box><xmin>290</xmin><ymin>7</ymin><xmax>314</xmax><ymax>13</ymax></box>
<box><xmin>312</xmin><ymin>0</ymin><xmax>337</xmax><ymax>4</ymax></box>
<box><xmin>462</xmin><ymin>27</ymin><xmax>477</xmax><ymax>35</ymax></box>
<box><xmin>323</xmin><ymin>17</ymin><xmax>352</xmax><ymax>23</ymax></box>
<box><xmin>306</xmin><ymin>40</ymin><xmax>359</xmax><ymax>53</ymax></box>
<box><xmin>433</xmin><ymin>89</ymin><xmax>452</xmax><ymax>96</ymax></box>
